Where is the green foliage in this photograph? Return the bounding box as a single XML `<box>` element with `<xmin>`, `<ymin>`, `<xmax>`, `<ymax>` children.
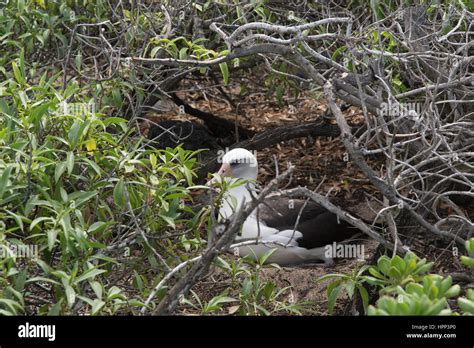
<box><xmin>316</xmin><ymin>252</ymin><xmax>433</xmax><ymax>315</ymax></box>
<box><xmin>316</xmin><ymin>265</ymin><xmax>370</xmax><ymax>315</ymax></box>
<box><xmin>148</xmin><ymin>36</ymin><xmax>230</xmax><ymax>83</ymax></box>
<box><xmin>368</xmin><ymin>275</ymin><xmax>460</xmax><ymax>315</ymax></box>
<box><xmin>0</xmin><ymin>62</ymin><xmax>203</xmax><ymax>314</ymax></box>
<box><xmin>180</xmin><ymin>290</ymin><xmax>237</xmax><ymax>315</ymax></box>
<box><xmin>0</xmin><ymin>0</ymin><xmax>109</xmax><ymax>67</ymax></box>
<box><xmin>2</xmin><ymin>0</ymin><xmax>471</xmax><ymax>317</ymax></box>
<box><xmin>404</xmin><ymin>275</ymin><xmax>460</xmax><ymax>300</ymax></box>
<box><xmin>318</xmin><ymin>250</ymin><xmax>473</xmax><ymax>316</ymax></box>
<box><xmin>365</xmin><ymin>252</ymin><xmax>433</xmax><ymax>292</ymax></box>
<box><xmin>460</xmin><ymin>238</ymin><xmax>474</xmax><ymax>267</ymax></box>
<box><xmin>368</xmin><ymin>290</ymin><xmax>452</xmax><ymax>316</ymax></box>
<box><xmin>457</xmin><ymin>289</ymin><xmax>474</xmax><ymax>315</ymax></box>
<box><xmin>206</xmin><ymin>251</ymin><xmax>304</xmax><ymax>315</ymax></box>
<box><xmin>366</xmin><ymin>251</ymin><xmax>473</xmax><ymax>316</ymax></box>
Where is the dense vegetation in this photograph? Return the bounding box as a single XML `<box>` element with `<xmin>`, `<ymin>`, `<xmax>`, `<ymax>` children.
<box><xmin>0</xmin><ymin>0</ymin><xmax>472</xmax><ymax>316</ymax></box>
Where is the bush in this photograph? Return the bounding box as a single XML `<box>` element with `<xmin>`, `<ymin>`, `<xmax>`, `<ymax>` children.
<box><xmin>0</xmin><ymin>62</ymin><xmax>205</xmax><ymax>314</ymax></box>
<box><xmin>318</xmin><ymin>250</ymin><xmax>474</xmax><ymax>316</ymax></box>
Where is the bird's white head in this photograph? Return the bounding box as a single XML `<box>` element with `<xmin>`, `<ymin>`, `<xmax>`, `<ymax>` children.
<box><xmin>216</xmin><ymin>148</ymin><xmax>258</xmax><ymax>181</ymax></box>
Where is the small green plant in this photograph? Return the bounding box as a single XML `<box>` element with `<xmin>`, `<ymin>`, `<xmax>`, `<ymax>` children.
<box><xmin>365</xmin><ymin>252</ymin><xmax>433</xmax><ymax>293</ymax></box>
<box><xmin>214</xmin><ymin>256</ymin><xmax>251</xmax><ymax>287</ymax></box>
<box><xmin>368</xmin><ymin>290</ymin><xmax>453</xmax><ymax>316</ymax></box>
<box><xmin>404</xmin><ymin>275</ymin><xmax>460</xmax><ymax>301</ymax></box>
<box><xmin>368</xmin><ymin>274</ymin><xmax>460</xmax><ymax>316</ymax></box>
<box><xmin>316</xmin><ymin>252</ymin><xmax>433</xmax><ymax>315</ymax></box>
<box><xmin>229</xmin><ymin>251</ymin><xmax>297</xmax><ymax>315</ymax></box>
<box><xmin>316</xmin><ymin>265</ymin><xmax>370</xmax><ymax>315</ymax></box>
<box><xmin>316</xmin><ymin>250</ymin><xmax>474</xmax><ymax>316</ymax></box>
<box><xmin>366</xmin><ymin>249</ymin><xmax>473</xmax><ymax>316</ymax></box>
<box><xmin>181</xmin><ymin>290</ymin><xmax>237</xmax><ymax>315</ymax></box>
<box><xmin>210</xmin><ymin>250</ymin><xmax>304</xmax><ymax>315</ymax></box>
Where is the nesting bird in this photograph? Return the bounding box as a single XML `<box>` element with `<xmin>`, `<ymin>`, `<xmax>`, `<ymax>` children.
<box><xmin>211</xmin><ymin>148</ymin><xmax>358</xmax><ymax>266</ymax></box>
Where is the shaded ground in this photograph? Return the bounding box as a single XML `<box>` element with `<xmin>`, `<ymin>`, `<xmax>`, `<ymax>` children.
<box><xmin>172</xmin><ymin>239</ymin><xmax>378</xmax><ymax>315</ymax></box>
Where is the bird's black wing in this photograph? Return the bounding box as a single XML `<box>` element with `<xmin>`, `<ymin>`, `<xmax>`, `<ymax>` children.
<box><xmin>259</xmin><ymin>196</ymin><xmax>358</xmax><ymax>248</ymax></box>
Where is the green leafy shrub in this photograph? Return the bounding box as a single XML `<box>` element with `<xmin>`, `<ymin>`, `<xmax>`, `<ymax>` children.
<box><xmin>0</xmin><ymin>61</ymin><xmax>205</xmax><ymax>314</ymax></box>
<box><xmin>368</xmin><ymin>291</ymin><xmax>453</xmax><ymax>316</ymax></box>
<box><xmin>319</xmin><ymin>250</ymin><xmax>473</xmax><ymax>316</ymax></box>
<box><xmin>368</xmin><ymin>275</ymin><xmax>460</xmax><ymax>316</ymax></box>
<box><xmin>366</xmin><ymin>252</ymin><xmax>473</xmax><ymax>316</ymax></box>
<box><xmin>316</xmin><ymin>265</ymin><xmax>370</xmax><ymax>315</ymax></box>
<box><xmin>207</xmin><ymin>250</ymin><xmax>304</xmax><ymax>315</ymax></box>
<box><xmin>365</xmin><ymin>252</ymin><xmax>434</xmax><ymax>292</ymax></box>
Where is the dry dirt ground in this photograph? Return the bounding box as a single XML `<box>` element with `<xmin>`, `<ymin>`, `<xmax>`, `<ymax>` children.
<box><xmin>176</xmin><ymin>240</ymin><xmax>378</xmax><ymax>316</ymax></box>
<box><xmin>140</xmin><ymin>77</ymin><xmax>473</xmax><ymax>315</ymax></box>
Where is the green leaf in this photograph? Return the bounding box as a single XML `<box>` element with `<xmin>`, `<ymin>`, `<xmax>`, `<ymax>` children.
<box><xmin>90</xmin><ymin>281</ymin><xmax>103</xmax><ymax>300</ymax></box>
<box><xmin>12</xmin><ymin>61</ymin><xmax>24</xmax><ymax>84</ymax></box>
<box><xmin>426</xmin><ymin>298</ymin><xmax>447</xmax><ymax>315</ymax></box>
<box><xmin>179</xmin><ymin>47</ymin><xmax>188</xmax><ymax>60</ymax></box>
<box><xmin>387</xmin><ymin>266</ymin><xmax>402</xmax><ymax>280</ymax></box>
<box><xmin>406</xmin><ymin>283</ymin><xmax>424</xmax><ymax>296</ymax></box>
<box><xmin>368</xmin><ymin>267</ymin><xmax>385</xmax><ymax>279</ymax></box>
<box><xmin>327</xmin><ymin>284</ymin><xmax>343</xmax><ymax>315</ymax></box>
<box><xmin>205</xmin><ymin>296</ymin><xmax>236</xmax><ymax>312</ymax></box>
<box><xmin>219</xmin><ymin>62</ymin><xmax>229</xmax><ymax>85</ymax></box>
<box><xmin>345</xmin><ymin>282</ymin><xmax>355</xmax><ymax>299</ymax></box>
<box><xmin>444</xmin><ymin>285</ymin><xmax>460</xmax><ymax>299</ymax></box>
<box><xmin>390</xmin><ymin>255</ymin><xmax>406</xmax><ymax>274</ymax></box>
<box><xmin>91</xmin><ymin>299</ymin><xmax>106</xmax><ymax>315</ymax></box>
<box><xmin>48</xmin><ymin>300</ymin><xmax>63</xmax><ymax>315</ymax></box>
<box><xmin>150</xmin><ymin>46</ymin><xmax>161</xmax><ymax>58</ymax></box>
<box><xmin>160</xmin><ymin>215</ymin><xmax>176</xmax><ymax>229</ymax></box>
<box><xmin>150</xmin><ymin>153</ymin><xmax>157</xmax><ymax>169</ymax></box>
<box><xmin>460</xmin><ymin>256</ymin><xmax>474</xmax><ymax>267</ymax></box>
<box><xmin>458</xmin><ymin>297</ymin><xmax>474</xmax><ymax>314</ymax></box>
<box><xmin>74</xmin><ymin>269</ymin><xmax>107</xmax><ymax>284</ymax></box>
<box><xmin>357</xmin><ymin>285</ymin><xmax>369</xmax><ymax>314</ymax></box>
<box><xmin>113</xmin><ymin>179</ymin><xmax>125</xmax><ymax>208</ymax></box>
<box><xmin>26</xmin><ymin>277</ymin><xmax>60</xmax><ymax>286</ymax></box>
<box><xmin>55</xmin><ymin>162</ymin><xmax>67</xmax><ymax>183</ymax></box>
<box><xmin>67</xmin><ymin>188</ymin><xmax>94</xmax><ymax>203</ymax></box>
<box><xmin>66</xmin><ymin>151</ymin><xmax>74</xmax><ymax>175</ymax></box>
<box><xmin>414</xmin><ymin>262</ymin><xmax>433</xmax><ymax>275</ymax></box>
<box><xmin>5</xmin><ymin>210</ymin><xmax>24</xmax><ymax>232</ymax></box>
<box><xmin>377</xmin><ymin>256</ymin><xmax>391</xmax><ymax>275</ymax></box>
<box><xmin>65</xmin><ymin>285</ymin><xmax>76</xmax><ymax>308</ymax></box>
<box><xmin>18</xmin><ymin>91</ymin><xmax>28</xmax><ymax>108</ymax></box>
<box><xmin>47</xmin><ymin>229</ymin><xmax>59</xmax><ymax>250</ymax></box>
<box><xmin>30</xmin><ymin>102</ymin><xmax>50</xmax><ymax>125</ymax></box>
<box><xmin>465</xmin><ymin>239</ymin><xmax>474</xmax><ymax>255</ymax></box>
<box><xmin>67</xmin><ymin>120</ymin><xmax>87</xmax><ymax>149</ymax></box>
<box><xmin>0</xmin><ymin>165</ymin><xmax>13</xmax><ymax>199</ymax></box>
<box><xmin>106</xmin><ymin>286</ymin><xmax>124</xmax><ymax>300</ymax></box>
<box><xmin>87</xmin><ymin>221</ymin><xmax>107</xmax><ymax>233</ymax></box>
<box><xmin>30</xmin><ymin>216</ymin><xmax>53</xmax><ymax>231</ymax></box>
<box><xmin>259</xmin><ymin>248</ymin><xmax>277</xmax><ymax>265</ymax></box>
<box><xmin>331</xmin><ymin>46</ymin><xmax>347</xmax><ymax>61</ymax></box>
